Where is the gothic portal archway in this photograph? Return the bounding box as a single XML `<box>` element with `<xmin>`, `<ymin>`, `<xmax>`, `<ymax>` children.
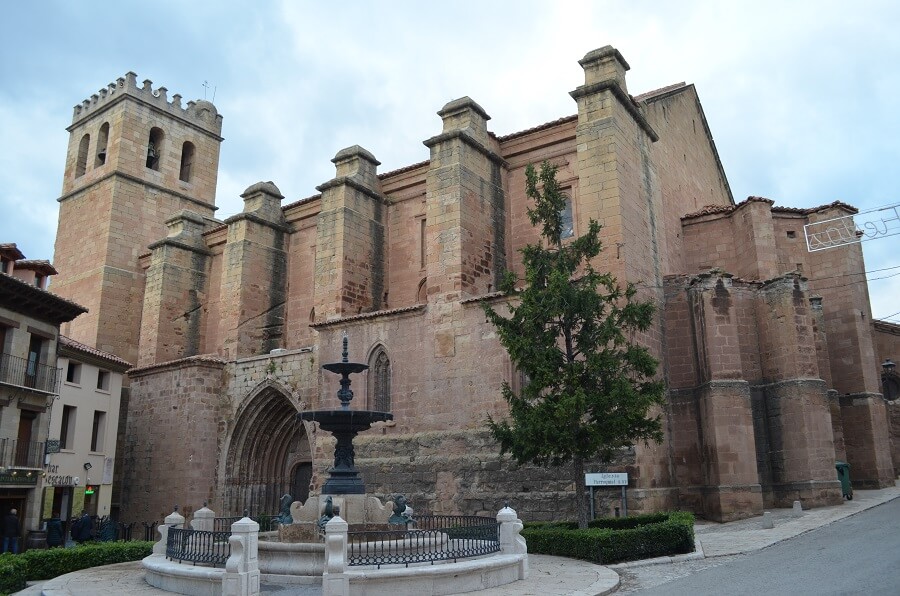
<box><xmin>223</xmin><ymin>383</ymin><xmax>310</xmax><ymax>516</ymax></box>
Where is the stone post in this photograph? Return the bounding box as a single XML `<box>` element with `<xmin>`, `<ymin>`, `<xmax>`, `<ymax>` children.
<box><xmin>152</xmin><ymin>507</ymin><xmax>185</xmax><ymax>555</ymax></box>
<box><xmin>222</xmin><ymin>517</ymin><xmax>260</xmax><ymax>596</ymax></box>
<box><xmin>423</xmin><ymin>97</ymin><xmax>506</xmax><ymax>303</ymax></box>
<box><xmin>755</xmin><ymin>276</ymin><xmax>842</xmax><ymax>507</ymax></box>
<box><xmin>687</xmin><ymin>273</ymin><xmax>763</xmax><ymax>521</ymax></box>
<box><xmin>496</xmin><ymin>505</ymin><xmax>528</xmax><ymax>579</ymax></box>
<box><xmin>190</xmin><ymin>503</ymin><xmax>215</xmax><ymax>532</ymax></box>
<box><xmin>569</xmin><ymin>45</ymin><xmax>659</xmax><ymax>286</ymax></box>
<box><xmin>322</xmin><ymin>515</ymin><xmax>349</xmax><ymax>596</ymax></box>
<box><xmin>218</xmin><ymin>181</ymin><xmax>288</xmax><ymax>359</ymax></box>
<box><xmin>313</xmin><ymin>146</ymin><xmax>386</xmax><ymax>322</ymax></box>
<box><xmin>138</xmin><ymin>210</ymin><xmax>211</xmax><ymax>366</ymax></box>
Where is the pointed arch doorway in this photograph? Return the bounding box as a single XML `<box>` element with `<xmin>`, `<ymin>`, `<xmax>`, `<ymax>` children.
<box><xmin>223</xmin><ymin>384</ymin><xmax>311</xmax><ymax>516</ymax></box>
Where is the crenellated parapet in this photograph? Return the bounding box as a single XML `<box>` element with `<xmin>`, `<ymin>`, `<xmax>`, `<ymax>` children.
<box><xmin>70</xmin><ymin>72</ymin><xmax>223</xmax><ymax>136</ymax></box>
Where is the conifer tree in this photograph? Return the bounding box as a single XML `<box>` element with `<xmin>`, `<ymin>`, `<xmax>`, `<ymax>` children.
<box><xmin>484</xmin><ymin>161</ymin><xmax>665</xmax><ymax>528</ymax></box>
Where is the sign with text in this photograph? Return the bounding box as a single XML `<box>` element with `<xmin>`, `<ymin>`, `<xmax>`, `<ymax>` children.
<box><xmin>585</xmin><ymin>472</ymin><xmax>628</xmax><ymax>486</ymax></box>
<box><xmin>804</xmin><ymin>203</ymin><xmax>900</xmax><ymax>252</ymax></box>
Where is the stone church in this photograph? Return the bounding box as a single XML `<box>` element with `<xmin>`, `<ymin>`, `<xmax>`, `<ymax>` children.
<box><xmin>49</xmin><ymin>46</ymin><xmax>898</xmax><ymax>524</ymax></box>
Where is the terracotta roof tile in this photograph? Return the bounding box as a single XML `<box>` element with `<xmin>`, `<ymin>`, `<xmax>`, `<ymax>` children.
<box><xmin>282</xmin><ymin>194</ymin><xmax>322</xmax><ymax>211</ymax></box>
<box><xmin>378</xmin><ymin>160</ymin><xmax>429</xmax><ymax>180</ymax></box>
<box><xmin>496</xmin><ymin>115</ymin><xmax>578</xmax><ymax>143</ymax></box>
<box><xmin>0</xmin><ymin>243</ymin><xmax>26</xmax><ymax>260</ymax></box>
<box><xmin>310</xmin><ymin>304</ymin><xmax>425</xmax><ymax>329</ymax></box>
<box><xmin>0</xmin><ymin>272</ymin><xmax>87</xmax><ymax>324</ymax></box>
<box><xmin>59</xmin><ymin>335</ymin><xmax>132</xmax><ymax>369</ymax></box>
<box><xmin>128</xmin><ymin>354</ymin><xmax>227</xmax><ymax>376</ymax></box>
<box><xmin>13</xmin><ymin>259</ymin><xmax>58</xmax><ymax>275</ymax></box>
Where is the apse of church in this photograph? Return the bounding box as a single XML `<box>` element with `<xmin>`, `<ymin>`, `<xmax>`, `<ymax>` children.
<box><xmin>50</xmin><ymin>47</ymin><xmax>897</xmax><ymax>523</ymax></box>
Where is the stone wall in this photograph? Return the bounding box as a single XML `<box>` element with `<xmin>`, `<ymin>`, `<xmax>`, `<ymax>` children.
<box><xmin>61</xmin><ymin>46</ymin><xmax>896</xmax><ymax>525</ymax></box>
<box><xmin>54</xmin><ymin>79</ymin><xmax>221</xmax><ymax>364</ymax></box>
<box><xmin>122</xmin><ymin>357</ymin><xmax>226</xmax><ymax>521</ymax></box>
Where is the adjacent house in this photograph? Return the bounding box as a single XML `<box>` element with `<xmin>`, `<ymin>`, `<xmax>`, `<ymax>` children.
<box><xmin>0</xmin><ymin>244</ymin><xmax>85</xmax><ymax>546</ymax></box>
<box><xmin>45</xmin><ymin>335</ymin><xmax>130</xmax><ymax>525</ymax></box>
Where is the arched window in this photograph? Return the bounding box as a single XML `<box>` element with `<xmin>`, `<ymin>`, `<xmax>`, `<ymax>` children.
<box><xmin>416</xmin><ymin>278</ymin><xmax>427</xmax><ymax>304</ymax></box>
<box><xmin>368</xmin><ymin>345</ymin><xmax>391</xmax><ymax>412</ymax></box>
<box><xmin>95</xmin><ymin>122</ymin><xmax>109</xmax><ymax>167</ymax></box>
<box><xmin>146</xmin><ymin>127</ymin><xmax>164</xmax><ymax>170</ymax></box>
<box><xmin>76</xmin><ymin>134</ymin><xmax>90</xmax><ymax>177</ymax></box>
<box><xmin>179</xmin><ymin>141</ymin><xmax>195</xmax><ymax>182</ymax></box>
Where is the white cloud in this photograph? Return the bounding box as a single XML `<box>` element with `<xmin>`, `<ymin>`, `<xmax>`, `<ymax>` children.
<box><xmin>1</xmin><ymin>0</ymin><xmax>898</xmax><ymax>322</ymax></box>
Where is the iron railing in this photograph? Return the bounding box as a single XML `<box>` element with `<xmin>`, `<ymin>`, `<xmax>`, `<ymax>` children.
<box><xmin>166</xmin><ymin>527</ymin><xmax>231</xmax><ymax>567</ymax></box>
<box><xmin>213</xmin><ymin>514</ymin><xmax>279</xmax><ymax>532</ymax></box>
<box><xmin>67</xmin><ymin>517</ymin><xmax>158</xmax><ymax>542</ymax></box>
<box><xmin>347</xmin><ymin>515</ymin><xmax>500</xmax><ymax>568</ymax></box>
<box><xmin>0</xmin><ymin>438</ymin><xmax>45</xmax><ymax>469</ymax></box>
<box><xmin>0</xmin><ymin>352</ymin><xmax>60</xmax><ymax>394</ymax></box>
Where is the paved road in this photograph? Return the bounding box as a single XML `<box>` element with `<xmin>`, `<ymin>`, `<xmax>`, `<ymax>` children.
<box><xmin>628</xmin><ymin>498</ymin><xmax>900</xmax><ymax>596</ymax></box>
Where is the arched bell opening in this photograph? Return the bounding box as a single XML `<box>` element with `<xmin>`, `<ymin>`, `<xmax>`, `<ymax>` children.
<box><xmin>223</xmin><ymin>385</ymin><xmax>310</xmax><ymax>516</ymax></box>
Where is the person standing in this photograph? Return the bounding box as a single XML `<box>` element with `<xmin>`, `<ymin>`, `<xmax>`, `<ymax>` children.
<box><xmin>2</xmin><ymin>508</ymin><xmax>20</xmax><ymax>554</ymax></box>
<box><xmin>45</xmin><ymin>512</ymin><xmax>64</xmax><ymax>548</ymax></box>
<box><xmin>72</xmin><ymin>510</ymin><xmax>93</xmax><ymax>544</ymax></box>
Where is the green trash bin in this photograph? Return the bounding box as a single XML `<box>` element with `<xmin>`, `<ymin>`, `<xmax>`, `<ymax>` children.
<box><xmin>835</xmin><ymin>461</ymin><xmax>853</xmax><ymax>500</ymax></box>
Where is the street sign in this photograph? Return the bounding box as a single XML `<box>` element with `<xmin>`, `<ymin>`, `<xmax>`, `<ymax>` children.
<box><xmin>585</xmin><ymin>472</ymin><xmax>628</xmax><ymax>486</ymax></box>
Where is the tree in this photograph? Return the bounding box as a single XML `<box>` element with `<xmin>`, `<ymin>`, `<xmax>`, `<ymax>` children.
<box><xmin>484</xmin><ymin>161</ymin><xmax>665</xmax><ymax>529</ymax></box>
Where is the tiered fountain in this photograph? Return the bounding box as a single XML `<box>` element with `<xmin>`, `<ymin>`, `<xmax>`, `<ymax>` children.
<box><xmin>298</xmin><ymin>333</ymin><xmax>392</xmax><ymax>494</ymax></box>
<box><xmin>281</xmin><ymin>334</ymin><xmax>395</xmax><ymax>538</ymax></box>
<box><xmin>143</xmin><ymin>334</ymin><xmax>528</xmax><ymax>595</ymax></box>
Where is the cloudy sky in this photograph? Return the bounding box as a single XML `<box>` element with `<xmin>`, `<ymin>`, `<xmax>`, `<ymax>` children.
<box><xmin>1</xmin><ymin>1</ymin><xmax>898</xmax><ymax>321</ymax></box>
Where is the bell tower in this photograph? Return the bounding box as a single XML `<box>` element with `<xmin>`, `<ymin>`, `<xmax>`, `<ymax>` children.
<box><xmin>52</xmin><ymin>72</ymin><xmax>223</xmax><ymax>363</ymax></box>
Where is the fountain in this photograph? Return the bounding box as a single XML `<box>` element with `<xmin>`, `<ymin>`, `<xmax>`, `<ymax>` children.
<box><xmin>297</xmin><ymin>333</ymin><xmax>392</xmax><ymax>495</ymax></box>
<box><xmin>143</xmin><ymin>334</ymin><xmax>528</xmax><ymax>595</ymax></box>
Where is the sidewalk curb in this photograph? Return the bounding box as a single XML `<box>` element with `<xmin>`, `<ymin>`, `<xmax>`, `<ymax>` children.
<box><xmin>607</xmin><ymin>540</ymin><xmax>705</xmax><ymax>571</ymax></box>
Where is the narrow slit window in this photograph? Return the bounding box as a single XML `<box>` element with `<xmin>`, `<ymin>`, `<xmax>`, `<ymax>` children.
<box><xmin>91</xmin><ymin>411</ymin><xmax>106</xmax><ymax>452</ymax></box>
<box><xmin>420</xmin><ymin>218</ymin><xmax>427</xmax><ymax>269</ymax></box>
<box><xmin>97</xmin><ymin>369</ymin><xmax>110</xmax><ymax>391</ymax></box>
<box><xmin>560</xmin><ymin>192</ymin><xmax>574</xmax><ymax>239</ymax></box>
<box><xmin>179</xmin><ymin>141</ymin><xmax>195</xmax><ymax>182</ymax></box>
<box><xmin>60</xmin><ymin>405</ymin><xmax>76</xmax><ymax>450</ymax></box>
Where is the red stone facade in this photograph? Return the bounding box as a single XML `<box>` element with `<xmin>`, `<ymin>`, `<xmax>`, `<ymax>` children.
<box><xmin>51</xmin><ymin>47</ymin><xmax>897</xmax><ymax>523</ymax></box>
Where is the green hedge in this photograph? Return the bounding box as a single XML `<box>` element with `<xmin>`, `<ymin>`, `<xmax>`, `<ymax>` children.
<box><xmin>0</xmin><ymin>541</ymin><xmax>153</xmax><ymax>595</ymax></box>
<box><xmin>521</xmin><ymin>511</ymin><xmax>694</xmax><ymax>564</ymax></box>
<box><xmin>524</xmin><ymin>510</ymin><xmax>672</xmax><ymax>532</ymax></box>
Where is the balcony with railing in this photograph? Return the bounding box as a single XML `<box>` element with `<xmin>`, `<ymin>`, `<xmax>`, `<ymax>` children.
<box><xmin>0</xmin><ymin>352</ymin><xmax>60</xmax><ymax>394</ymax></box>
<box><xmin>0</xmin><ymin>438</ymin><xmax>45</xmax><ymax>471</ymax></box>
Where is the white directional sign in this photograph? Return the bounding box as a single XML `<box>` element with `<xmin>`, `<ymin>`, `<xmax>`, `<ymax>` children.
<box><xmin>585</xmin><ymin>472</ymin><xmax>628</xmax><ymax>486</ymax></box>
